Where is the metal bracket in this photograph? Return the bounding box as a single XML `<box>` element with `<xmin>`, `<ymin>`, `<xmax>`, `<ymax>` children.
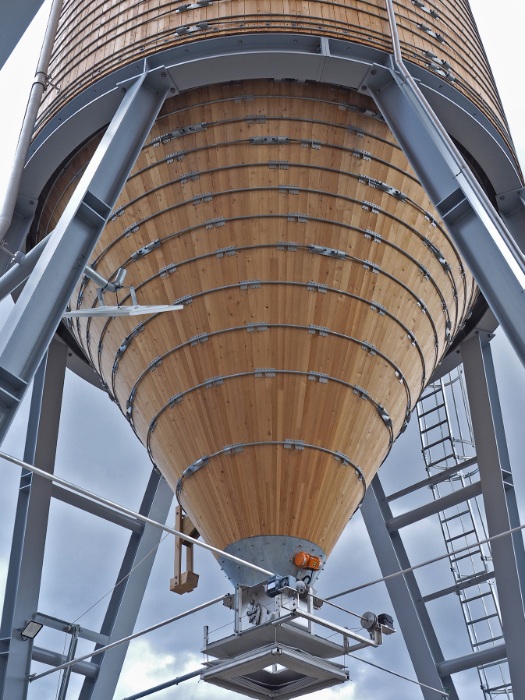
<box><xmin>170</xmin><ymin>506</ymin><xmax>200</xmax><ymax>595</ymax></box>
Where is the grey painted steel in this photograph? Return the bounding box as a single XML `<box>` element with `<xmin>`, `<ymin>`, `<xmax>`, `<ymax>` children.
<box><xmin>0</xmin><ymin>235</ymin><xmax>48</xmax><ymax>301</ymax></box>
<box><xmin>387</xmin><ymin>457</ymin><xmax>477</xmax><ymax>502</ymax></box>
<box><xmin>0</xmin><ymin>68</ymin><xmax>169</xmax><ymax>446</ymax></box>
<box><xmin>122</xmin><ymin>669</ymin><xmax>202</xmax><ymax>700</ymax></box>
<box><xmin>361</xmin><ymin>477</ymin><xmax>456</xmax><ymax>700</ymax></box>
<box><xmin>220</xmin><ymin>536</ymin><xmax>326</xmax><ymax>587</ymax></box>
<box><xmin>461</xmin><ymin>333</ymin><xmax>525</xmax><ymax>697</ymax></box>
<box><xmin>56</xmin><ymin>625</ymin><xmax>79</xmax><ymax>700</ymax></box>
<box><xmin>422</xmin><ymin>571</ymin><xmax>496</xmax><ymax>604</ymax></box>
<box><xmin>32</xmin><ymin>613</ymin><xmax>108</xmax><ymax>646</ymax></box>
<box><xmin>0</xmin><ymin>0</ymin><xmax>63</xmax><ymax>258</ymax></box>
<box><xmin>51</xmin><ymin>484</ymin><xmax>144</xmax><ymax>533</ymax></box>
<box><xmin>31</xmin><ymin>647</ymin><xmax>98</xmax><ymax>679</ymax></box>
<box><xmin>437</xmin><ymin>644</ymin><xmax>507</xmax><ymax>677</ymax></box>
<box><xmin>0</xmin><ymin>449</ymin><xmax>274</xmax><ymax>577</ymax></box>
<box><xmin>17</xmin><ymin>35</ymin><xmax>521</xmax><ymax>220</ymax></box>
<box><xmin>78</xmin><ymin>471</ymin><xmax>173</xmax><ymax>700</ymax></box>
<box><xmin>362</xmin><ymin>55</ymin><xmax>525</xmax><ymax>368</ymax></box>
<box><xmin>0</xmin><ymin>339</ymin><xmax>67</xmax><ymax>700</ymax></box>
<box><xmin>31</xmin><ymin>596</ymin><xmax>226</xmax><ymax>683</ymax></box>
<box><xmin>386</xmin><ymin>482</ymin><xmax>482</xmax><ymax>531</ymax></box>
<box><xmin>0</xmin><ymin>0</ymin><xmax>45</xmax><ymax>69</ymax></box>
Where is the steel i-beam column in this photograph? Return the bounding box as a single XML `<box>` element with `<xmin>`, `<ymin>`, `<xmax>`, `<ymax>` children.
<box><xmin>79</xmin><ymin>470</ymin><xmax>173</xmax><ymax>700</ymax></box>
<box><xmin>0</xmin><ymin>338</ymin><xmax>67</xmax><ymax>700</ymax></box>
<box><xmin>361</xmin><ymin>477</ymin><xmax>456</xmax><ymax>700</ymax></box>
<box><xmin>0</xmin><ymin>66</ymin><xmax>170</xmax><ymax>446</ymax></box>
<box><xmin>461</xmin><ymin>333</ymin><xmax>525</xmax><ymax>697</ymax></box>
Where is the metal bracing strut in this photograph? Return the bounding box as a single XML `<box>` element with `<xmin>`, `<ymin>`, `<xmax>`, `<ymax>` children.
<box><xmin>461</xmin><ymin>334</ymin><xmax>525</xmax><ymax>698</ymax></box>
<box><xmin>0</xmin><ymin>338</ymin><xmax>68</xmax><ymax>700</ymax></box>
<box><xmin>417</xmin><ymin>370</ymin><xmax>511</xmax><ymax>698</ymax></box>
<box><xmin>361</xmin><ymin>478</ymin><xmax>456</xmax><ymax>700</ymax></box>
<box><xmin>78</xmin><ymin>472</ymin><xmax>173</xmax><ymax>700</ymax></box>
<box><xmin>0</xmin><ymin>65</ymin><xmax>170</xmax><ymax>447</ymax></box>
<box><xmin>362</xmin><ymin>0</ymin><xmax>525</xmax><ymax>369</ymax></box>
<box><xmin>0</xmin><ymin>338</ymin><xmax>174</xmax><ymax>700</ymax></box>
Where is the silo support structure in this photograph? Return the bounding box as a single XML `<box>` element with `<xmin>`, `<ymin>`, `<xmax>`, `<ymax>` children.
<box><xmin>0</xmin><ymin>339</ymin><xmax>67</xmax><ymax>700</ymax></box>
<box><xmin>363</xmin><ymin>59</ymin><xmax>525</xmax><ymax>371</ymax></box>
<box><xmin>0</xmin><ymin>67</ymin><xmax>170</xmax><ymax>447</ymax></box>
<box><xmin>461</xmin><ymin>333</ymin><xmax>525</xmax><ymax>697</ymax></box>
<box><xmin>361</xmin><ymin>478</ymin><xmax>456</xmax><ymax>700</ymax></box>
<box><xmin>77</xmin><ymin>470</ymin><xmax>173</xmax><ymax>700</ymax></box>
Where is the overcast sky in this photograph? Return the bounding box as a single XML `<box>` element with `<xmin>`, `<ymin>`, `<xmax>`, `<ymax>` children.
<box><xmin>1</xmin><ymin>2</ymin><xmax>525</xmax><ymax>700</ymax></box>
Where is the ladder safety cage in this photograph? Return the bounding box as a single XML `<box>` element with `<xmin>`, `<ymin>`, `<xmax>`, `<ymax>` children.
<box><xmin>416</xmin><ymin>367</ymin><xmax>512</xmax><ymax>699</ymax></box>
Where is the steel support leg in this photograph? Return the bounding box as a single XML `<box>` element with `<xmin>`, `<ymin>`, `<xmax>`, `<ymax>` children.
<box><xmin>362</xmin><ymin>50</ymin><xmax>525</xmax><ymax>368</ymax></box>
<box><xmin>461</xmin><ymin>333</ymin><xmax>525</xmax><ymax>697</ymax></box>
<box><xmin>0</xmin><ymin>66</ymin><xmax>170</xmax><ymax>445</ymax></box>
<box><xmin>361</xmin><ymin>477</ymin><xmax>456</xmax><ymax>700</ymax></box>
<box><xmin>79</xmin><ymin>470</ymin><xmax>173</xmax><ymax>700</ymax></box>
<box><xmin>0</xmin><ymin>338</ymin><xmax>68</xmax><ymax>700</ymax></box>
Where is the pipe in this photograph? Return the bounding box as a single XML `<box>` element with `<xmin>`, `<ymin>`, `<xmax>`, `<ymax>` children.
<box><xmin>0</xmin><ymin>448</ymin><xmax>274</xmax><ymax>578</ymax></box>
<box><xmin>0</xmin><ymin>235</ymin><xmax>121</xmax><ymax>301</ymax></box>
<box><xmin>29</xmin><ymin>596</ymin><xmax>225</xmax><ymax>682</ymax></box>
<box><xmin>383</xmin><ymin>0</ymin><xmax>525</xmax><ymax>280</ymax></box>
<box><xmin>121</xmin><ymin>669</ymin><xmax>203</xmax><ymax>699</ymax></box>
<box><xmin>0</xmin><ymin>235</ymin><xmax>49</xmax><ymax>300</ymax></box>
<box><xmin>0</xmin><ymin>0</ymin><xmax>64</xmax><ymax>242</ymax></box>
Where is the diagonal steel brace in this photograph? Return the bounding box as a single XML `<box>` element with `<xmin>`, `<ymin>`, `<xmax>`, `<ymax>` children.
<box><xmin>360</xmin><ymin>0</ymin><xmax>525</xmax><ymax>369</ymax></box>
<box><xmin>0</xmin><ymin>66</ymin><xmax>171</xmax><ymax>445</ymax></box>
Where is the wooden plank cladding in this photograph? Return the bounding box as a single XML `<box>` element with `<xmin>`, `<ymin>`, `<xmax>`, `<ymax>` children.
<box><xmin>32</xmin><ymin>81</ymin><xmax>477</xmax><ymax>556</ymax></box>
<box><xmin>35</xmin><ymin>0</ymin><xmax>514</xmax><ymax>162</ymax></box>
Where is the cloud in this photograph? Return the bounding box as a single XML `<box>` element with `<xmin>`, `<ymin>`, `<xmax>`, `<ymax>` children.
<box><xmin>115</xmin><ymin>639</ymin><xmax>178</xmax><ymax>698</ymax></box>
<box><xmin>115</xmin><ymin>641</ymin><xmax>234</xmax><ymax>700</ymax></box>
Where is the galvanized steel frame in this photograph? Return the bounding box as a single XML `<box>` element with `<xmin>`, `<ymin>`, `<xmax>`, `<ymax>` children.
<box><xmin>0</xmin><ymin>337</ymin><xmax>174</xmax><ymax>700</ymax></box>
<box><xmin>363</xmin><ymin>328</ymin><xmax>525</xmax><ymax>699</ymax></box>
<box><xmin>0</xmin><ymin>66</ymin><xmax>175</xmax><ymax>700</ymax></box>
<box><xmin>0</xmin><ymin>16</ymin><xmax>524</xmax><ymax>700</ymax></box>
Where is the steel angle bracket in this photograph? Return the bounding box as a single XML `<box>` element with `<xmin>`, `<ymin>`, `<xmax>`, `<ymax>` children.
<box><xmin>0</xmin><ymin>67</ymin><xmax>171</xmax><ymax>445</ymax></box>
<box><xmin>358</xmin><ymin>54</ymin><xmax>525</xmax><ymax>369</ymax></box>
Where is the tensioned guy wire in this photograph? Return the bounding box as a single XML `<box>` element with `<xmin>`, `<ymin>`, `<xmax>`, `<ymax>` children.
<box><xmin>29</xmin><ymin>596</ymin><xmax>225</xmax><ymax>682</ymax></box>
<box><xmin>3</xmin><ymin>447</ymin><xmax>524</xmax><ymax>612</ymax></box>
<box><xmin>347</xmin><ymin>653</ymin><xmax>448</xmax><ymax>698</ymax></box>
<box><xmin>70</xmin><ymin>533</ymin><xmax>170</xmax><ymax>625</ymax></box>
<box><xmin>326</xmin><ymin>520</ymin><xmax>525</xmax><ymax>601</ymax></box>
<box><xmin>0</xmin><ymin>449</ymin><xmax>273</xmax><ymax>579</ymax></box>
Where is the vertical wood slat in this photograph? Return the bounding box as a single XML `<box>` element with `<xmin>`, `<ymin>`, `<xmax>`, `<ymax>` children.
<box><xmin>32</xmin><ymin>82</ymin><xmax>476</xmax><ymax>555</ymax></box>
<box><xmin>35</xmin><ymin>0</ymin><xmax>514</xmax><ymax>162</ymax></box>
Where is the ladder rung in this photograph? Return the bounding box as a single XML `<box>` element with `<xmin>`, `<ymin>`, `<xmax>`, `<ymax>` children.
<box><xmin>427</xmin><ymin>453</ymin><xmax>456</xmax><ymax>468</ymax></box>
<box><xmin>423</xmin><ymin>436</ymin><xmax>453</xmax><ymax>451</ymax></box>
<box><xmin>480</xmin><ymin>659</ymin><xmax>510</xmax><ymax>672</ymax></box>
<box><xmin>456</xmin><ymin>569</ymin><xmax>493</xmax><ymax>584</ymax></box>
<box><xmin>483</xmin><ymin>682</ymin><xmax>511</xmax><ymax>693</ymax></box>
<box><xmin>418</xmin><ymin>403</ymin><xmax>446</xmax><ymax>418</ymax></box>
<box><xmin>441</xmin><ymin>509</ymin><xmax>470</xmax><ymax>523</ymax></box>
<box><xmin>466</xmin><ymin>613</ymin><xmax>500</xmax><ymax>626</ymax></box>
<box><xmin>423</xmin><ymin>571</ymin><xmax>495</xmax><ymax>602</ymax></box>
<box><xmin>462</xmin><ymin>590</ymin><xmax>495</xmax><ymax>604</ymax></box>
<box><xmin>450</xmin><ymin>549</ymin><xmax>481</xmax><ymax>564</ymax></box>
<box><xmin>445</xmin><ymin>529</ymin><xmax>476</xmax><ymax>544</ymax></box>
<box><xmin>473</xmin><ymin>634</ymin><xmax>504</xmax><ymax>647</ymax></box>
<box><xmin>421</xmin><ymin>419</ymin><xmax>448</xmax><ymax>434</ymax></box>
<box><xmin>420</xmin><ymin>386</ymin><xmax>443</xmax><ymax>400</ymax></box>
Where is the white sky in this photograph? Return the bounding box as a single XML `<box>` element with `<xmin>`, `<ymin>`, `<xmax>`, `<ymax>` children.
<box><xmin>1</xmin><ymin>2</ymin><xmax>525</xmax><ymax>700</ymax></box>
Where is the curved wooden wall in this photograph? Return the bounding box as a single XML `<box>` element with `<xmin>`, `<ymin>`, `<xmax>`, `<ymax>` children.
<box><xmin>35</xmin><ymin>0</ymin><xmax>514</xmax><ymax>161</ymax></box>
<box><xmin>34</xmin><ymin>82</ymin><xmax>477</xmax><ymax>556</ymax></box>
